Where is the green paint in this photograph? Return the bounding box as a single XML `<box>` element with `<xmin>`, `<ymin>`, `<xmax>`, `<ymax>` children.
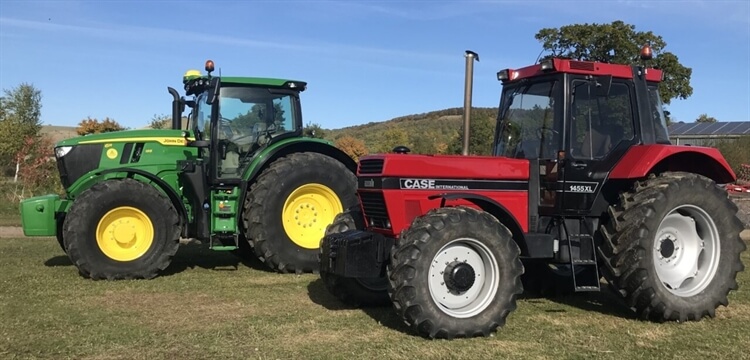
<box><xmin>20</xmin><ymin>194</ymin><xmax>61</xmax><ymax>236</ymax></box>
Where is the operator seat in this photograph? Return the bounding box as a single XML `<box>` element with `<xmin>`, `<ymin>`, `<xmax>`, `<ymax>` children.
<box><xmin>580</xmin><ymin>127</ymin><xmax>611</xmax><ymax>158</ymax></box>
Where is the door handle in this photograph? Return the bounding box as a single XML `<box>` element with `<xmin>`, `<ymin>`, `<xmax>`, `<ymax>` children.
<box><xmin>571</xmin><ymin>161</ymin><xmax>587</xmax><ymax>169</ymax></box>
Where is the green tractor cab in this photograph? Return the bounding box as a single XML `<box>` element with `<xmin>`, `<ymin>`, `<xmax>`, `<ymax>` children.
<box><xmin>21</xmin><ymin>60</ymin><xmax>357</xmax><ymax>279</ymax></box>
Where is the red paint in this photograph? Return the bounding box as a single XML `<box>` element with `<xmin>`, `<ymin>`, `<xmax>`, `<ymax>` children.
<box><xmin>357</xmin><ymin>154</ymin><xmax>530</xmax><ymax>237</ymax></box>
<box><xmin>359</xmin><ymin>154</ymin><xmax>529</xmax><ymax>179</ymax></box>
<box><xmin>609</xmin><ymin>144</ymin><xmax>736</xmax><ymax>183</ymax></box>
<box><xmin>509</xmin><ymin>59</ymin><xmax>662</xmax><ymax>83</ymax></box>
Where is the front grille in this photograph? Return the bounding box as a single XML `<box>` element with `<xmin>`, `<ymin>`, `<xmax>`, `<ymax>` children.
<box><xmin>57</xmin><ymin>144</ymin><xmax>103</xmax><ymax>188</ymax></box>
<box><xmin>358</xmin><ymin>159</ymin><xmax>384</xmax><ymax>174</ymax></box>
<box><xmin>359</xmin><ymin>191</ymin><xmax>389</xmax><ymax>228</ymax></box>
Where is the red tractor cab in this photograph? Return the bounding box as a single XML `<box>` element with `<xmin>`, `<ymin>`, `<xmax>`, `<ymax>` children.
<box><xmin>319</xmin><ymin>49</ymin><xmax>746</xmax><ymax>339</ymax></box>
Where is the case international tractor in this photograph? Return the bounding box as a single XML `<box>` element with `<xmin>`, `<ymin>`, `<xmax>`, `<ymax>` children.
<box><xmin>319</xmin><ymin>48</ymin><xmax>746</xmax><ymax>339</ymax></box>
<box><xmin>20</xmin><ymin>61</ymin><xmax>357</xmax><ymax>279</ymax></box>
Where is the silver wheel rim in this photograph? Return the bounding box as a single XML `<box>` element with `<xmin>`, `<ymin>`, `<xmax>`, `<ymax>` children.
<box><xmin>653</xmin><ymin>204</ymin><xmax>720</xmax><ymax>297</ymax></box>
<box><xmin>428</xmin><ymin>237</ymin><xmax>499</xmax><ymax>318</ymax></box>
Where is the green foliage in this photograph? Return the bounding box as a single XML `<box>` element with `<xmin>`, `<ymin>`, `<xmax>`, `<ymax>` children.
<box><xmin>231</xmin><ymin>103</ymin><xmax>285</xmax><ymax>132</ymax></box>
<box><xmin>303</xmin><ymin>122</ymin><xmax>328</xmax><ymax>139</ymax></box>
<box><xmin>535</xmin><ymin>20</ymin><xmax>692</xmax><ymax>104</ymax></box>
<box><xmin>76</xmin><ymin>117</ymin><xmax>125</xmax><ymax>135</ymax></box>
<box><xmin>696</xmin><ymin>113</ymin><xmax>718</xmax><ymax>123</ymax></box>
<box><xmin>714</xmin><ymin>135</ymin><xmax>750</xmax><ymax>175</ymax></box>
<box><xmin>448</xmin><ymin>110</ymin><xmax>497</xmax><ymax>155</ymax></box>
<box><xmin>149</xmin><ymin>114</ymin><xmax>171</xmax><ymax>129</ymax></box>
<box><xmin>0</xmin><ymin>83</ymin><xmax>43</xmax><ymax>170</ymax></box>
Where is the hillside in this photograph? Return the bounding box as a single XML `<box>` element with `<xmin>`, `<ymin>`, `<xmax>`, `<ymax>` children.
<box><xmin>324</xmin><ymin>107</ymin><xmax>499</xmax><ymax>155</ymax></box>
<box><xmin>40</xmin><ymin>125</ymin><xmax>78</xmax><ymax>144</ymax></box>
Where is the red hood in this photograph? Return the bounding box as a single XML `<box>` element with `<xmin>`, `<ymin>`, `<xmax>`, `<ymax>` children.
<box><xmin>359</xmin><ymin>154</ymin><xmax>529</xmax><ymax>180</ymax></box>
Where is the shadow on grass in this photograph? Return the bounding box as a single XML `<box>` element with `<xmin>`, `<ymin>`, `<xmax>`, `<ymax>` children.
<box><xmin>518</xmin><ymin>284</ymin><xmax>636</xmax><ymax>320</ymax></box>
<box><xmin>44</xmin><ymin>255</ymin><xmax>73</xmax><ymax>267</ymax></box>
<box><xmin>306</xmin><ymin>276</ymin><xmax>636</xmax><ymax>335</ymax></box>
<box><xmin>306</xmin><ymin>278</ymin><xmax>421</xmax><ymax>337</ymax></box>
<box><xmin>43</xmin><ymin>241</ymin><xmax>276</xmax><ymax>276</ymax></box>
<box><xmin>161</xmin><ymin>241</ymin><xmax>275</xmax><ymax>276</ymax></box>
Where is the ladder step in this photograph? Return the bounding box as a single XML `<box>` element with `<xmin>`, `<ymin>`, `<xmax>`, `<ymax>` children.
<box><xmin>210</xmin><ymin>245</ymin><xmax>238</xmax><ymax>251</ymax></box>
<box><xmin>574</xmin><ymin>285</ymin><xmax>600</xmax><ymax>292</ymax></box>
<box><xmin>573</xmin><ymin>259</ymin><xmax>596</xmax><ymax>265</ymax></box>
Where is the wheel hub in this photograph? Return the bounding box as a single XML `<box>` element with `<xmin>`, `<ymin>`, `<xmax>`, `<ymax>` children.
<box><xmin>113</xmin><ymin>222</ymin><xmax>136</xmax><ymax>245</ymax></box>
<box><xmin>443</xmin><ymin>261</ymin><xmax>476</xmax><ymax>292</ymax></box>
<box><xmin>653</xmin><ymin>205</ymin><xmax>720</xmax><ymax>297</ymax></box>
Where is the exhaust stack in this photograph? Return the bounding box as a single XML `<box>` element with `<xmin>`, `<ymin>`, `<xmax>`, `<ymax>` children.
<box><xmin>462</xmin><ymin>50</ymin><xmax>479</xmax><ymax>156</ymax></box>
<box><xmin>168</xmin><ymin>87</ymin><xmax>181</xmax><ymax>130</ymax></box>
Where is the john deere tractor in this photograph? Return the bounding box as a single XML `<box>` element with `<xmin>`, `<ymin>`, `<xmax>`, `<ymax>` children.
<box><xmin>20</xmin><ymin>60</ymin><xmax>357</xmax><ymax>279</ymax></box>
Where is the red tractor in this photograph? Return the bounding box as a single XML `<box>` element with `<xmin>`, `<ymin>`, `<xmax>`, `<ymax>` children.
<box><xmin>319</xmin><ymin>48</ymin><xmax>747</xmax><ymax>339</ymax></box>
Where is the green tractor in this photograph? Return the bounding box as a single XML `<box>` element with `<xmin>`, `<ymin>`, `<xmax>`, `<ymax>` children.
<box><xmin>20</xmin><ymin>60</ymin><xmax>357</xmax><ymax>279</ymax></box>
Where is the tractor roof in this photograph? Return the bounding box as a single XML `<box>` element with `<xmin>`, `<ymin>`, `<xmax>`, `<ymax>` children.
<box><xmin>498</xmin><ymin>58</ymin><xmax>663</xmax><ymax>83</ymax></box>
<box><xmin>220</xmin><ymin>76</ymin><xmax>307</xmax><ymax>90</ymax></box>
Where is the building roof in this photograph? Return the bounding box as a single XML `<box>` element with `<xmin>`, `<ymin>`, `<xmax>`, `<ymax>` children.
<box><xmin>668</xmin><ymin>122</ymin><xmax>750</xmax><ymax>136</ymax></box>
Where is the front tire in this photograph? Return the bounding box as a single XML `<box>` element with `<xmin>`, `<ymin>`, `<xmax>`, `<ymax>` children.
<box><xmin>388</xmin><ymin>207</ymin><xmax>524</xmax><ymax>339</ymax></box>
<box><xmin>244</xmin><ymin>153</ymin><xmax>357</xmax><ymax>273</ymax></box>
<box><xmin>598</xmin><ymin>172</ymin><xmax>746</xmax><ymax>321</ymax></box>
<box><xmin>63</xmin><ymin>179</ymin><xmax>181</xmax><ymax>280</ymax></box>
<box><xmin>320</xmin><ymin>209</ymin><xmax>390</xmax><ymax>307</ymax></box>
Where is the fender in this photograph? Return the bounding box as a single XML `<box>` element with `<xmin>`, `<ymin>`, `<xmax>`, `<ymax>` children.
<box><xmin>96</xmin><ymin>168</ymin><xmax>189</xmax><ymax>228</ymax></box>
<box><xmin>428</xmin><ymin>192</ymin><xmax>527</xmax><ymax>253</ymax></box>
<box><xmin>609</xmin><ymin>144</ymin><xmax>736</xmax><ymax>184</ymax></box>
<box><xmin>242</xmin><ymin>138</ymin><xmax>356</xmax><ymax>182</ymax></box>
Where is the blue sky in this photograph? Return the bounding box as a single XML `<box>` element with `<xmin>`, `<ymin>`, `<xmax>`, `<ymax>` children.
<box><xmin>1</xmin><ymin>1</ymin><xmax>748</xmax><ymax>130</ymax></box>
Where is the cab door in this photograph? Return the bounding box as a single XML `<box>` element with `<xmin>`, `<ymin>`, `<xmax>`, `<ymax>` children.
<box><xmin>560</xmin><ymin>77</ymin><xmax>637</xmax><ymax>214</ymax></box>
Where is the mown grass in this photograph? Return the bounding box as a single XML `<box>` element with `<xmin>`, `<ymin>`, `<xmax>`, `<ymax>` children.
<box><xmin>0</xmin><ymin>200</ymin><xmax>20</xmax><ymax>227</ymax></box>
<box><xmin>1</xmin><ymin>238</ymin><xmax>748</xmax><ymax>360</ymax></box>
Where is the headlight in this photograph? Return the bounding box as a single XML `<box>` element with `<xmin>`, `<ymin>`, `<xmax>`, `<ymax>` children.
<box><xmin>55</xmin><ymin>146</ymin><xmax>73</xmax><ymax>158</ymax></box>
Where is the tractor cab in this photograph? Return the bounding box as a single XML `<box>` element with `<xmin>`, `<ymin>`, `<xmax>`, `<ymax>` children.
<box><xmin>494</xmin><ymin>53</ymin><xmax>670</xmax><ymax>216</ymax></box>
<box><xmin>182</xmin><ymin>62</ymin><xmax>307</xmax><ymax>183</ymax></box>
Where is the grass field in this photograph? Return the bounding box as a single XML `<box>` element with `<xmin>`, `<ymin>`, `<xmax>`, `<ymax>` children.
<box><xmin>1</xmin><ymin>238</ymin><xmax>748</xmax><ymax>360</ymax></box>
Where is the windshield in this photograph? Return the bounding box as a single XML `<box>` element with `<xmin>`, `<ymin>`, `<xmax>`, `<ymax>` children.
<box><xmin>216</xmin><ymin>86</ymin><xmax>300</xmax><ymax>179</ymax></box>
<box><xmin>494</xmin><ymin>81</ymin><xmax>559</xmax><ymax>159</ymax></box>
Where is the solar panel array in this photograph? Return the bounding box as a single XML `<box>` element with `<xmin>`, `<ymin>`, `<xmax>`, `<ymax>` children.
<box><xmin>668</xmin><ymin>122</ymin><xmax>750</xmax><ymax>136</ymax></box>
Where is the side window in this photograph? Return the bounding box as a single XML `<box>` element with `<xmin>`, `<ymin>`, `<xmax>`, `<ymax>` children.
<box><xmin>570</xmin><ymin>81</ymin><xmax>634</xmax><ymax>159</ymax></box>
<box><xmin>272</xmin><ymin>96</ymin><xmax>292</xmax><ymax>132</ymax></box>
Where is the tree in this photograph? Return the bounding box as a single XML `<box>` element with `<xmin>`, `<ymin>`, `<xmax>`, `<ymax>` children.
<box><xmin>77</xmin><ymin>117</ymin><xmax>125</xmax><ymax>135</ymax></box>
<box><xmin>335</xmin><ymin>135</ymin><xmax>368</xmax><ymax>161</ymax></box>
<box><xmin>0</xmin><ymin>83</ymin><xmax>43</xmax><ymax>171</ymax></box>
<box><xmin>535</xmin><ymin>21</ymin><xmax>693</xmax><ymax>104</ymax></box>
<box><xmin>303</xmin><ymin>122</ymin><xmax>328</xmax><ymax>139</ymax></box>
<box><xmin>449</xmin><ymin>112</ymin><xmax>496</xmax><ymax>155</ymax></box>
<box><xmin>375</xmin><ymin>126</ymin><xmax>409</xmax><ymax>153</ymax></box>
<box><xmin>695</xmin><ymin>113</ymin><xmax>717</xmax><ymax>123</ymax></box>
<box><xmin>149</xmin><ymin>114</ymin><xmax>171</xmax><ymax>129</ymax></box>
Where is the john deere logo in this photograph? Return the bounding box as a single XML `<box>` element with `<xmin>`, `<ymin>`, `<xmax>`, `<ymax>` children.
<box><xmin>106</xmin><ymin>148</ymin><xmax>118</xmax><ymax>159</ymax></box>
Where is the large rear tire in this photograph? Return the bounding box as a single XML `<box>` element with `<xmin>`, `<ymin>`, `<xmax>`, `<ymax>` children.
<box><xmin>63</xmin><ymin>179</ymin><xmax>181</xmax><ymax>280</ymax></box>
<box><xmin>243</xmin><ymin>152</ymin><xmax>357</xmax><ymax>273</ymax></box>
<box><xmin>319</xmin><ymin>209</ymin><xmax>390</xmax><ymax>307</ymax></box>
<box><xmin>598</xmin><ymin>172</ymin><xmax>746</xmax><ymax>321</ymax></box>
<box><xmin>388</xmin><ymin>207</ymin><xmax>523</xmax><ymax>339</ymax></box>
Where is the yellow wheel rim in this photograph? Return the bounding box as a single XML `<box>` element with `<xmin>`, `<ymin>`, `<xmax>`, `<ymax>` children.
<box><xmin>282</xmin><ymin>183</ymin><xmax>343</xmax><ymax>249</ymax></box>
<box><xmin>95</xmin><ymin>206</ymin><xmax>154</xmax><ymax>261</ymax></box>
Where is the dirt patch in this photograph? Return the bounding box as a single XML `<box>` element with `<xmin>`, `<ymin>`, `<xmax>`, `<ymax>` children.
<box><xmin>0</xmin><ymin>226</ymin><xmax>24</xmax><ymax>238</ymax></box>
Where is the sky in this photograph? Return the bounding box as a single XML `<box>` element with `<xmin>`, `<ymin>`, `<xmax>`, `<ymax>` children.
<box><xmin>0</xmin><ymin>0</ymin><xmax>749</xmax><ymax>130</ymax></box>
